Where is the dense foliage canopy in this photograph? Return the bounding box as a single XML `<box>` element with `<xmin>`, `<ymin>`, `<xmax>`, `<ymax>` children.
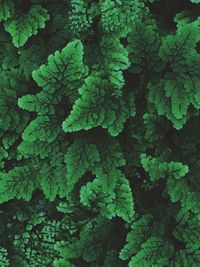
<box><xmin>0</xmin><ymin>0</ymin><xmax>200</xmax><ymax>266</ymax></box>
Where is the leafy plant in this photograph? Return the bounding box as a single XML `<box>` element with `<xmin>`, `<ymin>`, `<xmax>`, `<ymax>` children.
<box><xmin>0</xmin><ymin>0</ymin><xmax>199</xmax><ymax>266</ymax></box>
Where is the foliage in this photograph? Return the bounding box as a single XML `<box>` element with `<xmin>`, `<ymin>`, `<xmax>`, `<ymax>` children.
<box><xmin>0</xmin><ymin>0</ymin><xmax>199</xmax><ymax>266</ymax></box>
<box><xmin>4</xmin><ymin>5</ymin><xmax>49</xmax><ymax>48</ymax></box>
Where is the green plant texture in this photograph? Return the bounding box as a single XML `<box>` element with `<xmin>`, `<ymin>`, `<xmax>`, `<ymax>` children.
<box><xmin>0</xmin><ymin>0</ymin><xmax>200</xmax><ymax>266</ymax></box>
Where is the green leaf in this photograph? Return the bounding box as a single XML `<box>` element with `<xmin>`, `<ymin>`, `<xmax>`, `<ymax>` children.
<box><xmin>0</xmin><ymin>0</ymin><xmax>14</xmax><ymax>22</ymax></box>
<box><xmin>140</xmin><ymin>154</ymin><xmax>189</xmax><ymax>181</ymax></box>
<box><xmin>80</xmin><ymin>179</ymin><xmax>115</xmax><ymax>219</ymax></box>
<box><xmin>100</xmin><ymin>0</ymin><xmax>134</xmax><ymax>35</ymax></box>
<box><xmin>57</xmin><ymin>217</ymin><xmax>113</xmax><ymax>263</ymax></box>
<box><xmin>0</xmin><ymin>247</ymin><xmax>9</xmax><ymax>267</ymax></box>
<box><xmin>120</xmin><ymin>215</ymin><xmax>153</xmax><ymax>260</ymax></box>
<box><xmin>129</xmin><ymin>237</ymin><xmax>174</xmax><ymax>267</ymax></box>
<box><xmin>0</xmin><ymin>68</ymin><xmax>29</xmax><ymax>136</ymax></box>
<box><xmin>14</xmin><ymin>221</ymin><xmax>58</xmax><ymax>266</ymax></box>
<box><xmin>4</xmin><ymin>5</ymin><xmax>49</xmax><ymax>48</ymax></box>
<box><xmin>18</xmin><ymin>91</ymin><xmax>61</xmax><ymax>115</ymax></box>
<box><xmin>190</xmin><ymin>0</ymin><xmax>200</xmax><ymax>2</ymax></box>
<box><xmin>109</xmin><ymin>173</ymin><xmax>135</xmax><ymax>222</ymax></box>
<box><xmin>127</xmin><ymin>19</ymin><xmax>162</xmax><ymax>74</ymax></box>
<box><xmin>32</xmin><ymin>39</ymin><xmax>87</xmax><ymax>102</ymax></box>
<box><xmin>63</xmin><ymin>75</ymin><xmax>135</xmax><ymax>136</ymax></box>
<box><xmin>18</xmin><ymin>139</ymin><xmax>64</xmax><ymax>159</ymax></box>
<box><xmin>173</xmin><ymin>215</ymin><xmax>200</xmax><ymax>251</ymax></box>
<box><xmin>69</xmin><ymin>0</ymin><xmax>99</xmax><ymax>34</ymax></box>
<box><xmin>64</xmin><ymin>138</ymin><xmax>100</xmax><ymax>193</ymax></box>
<box><xmin>0</xmin><ymin>166</ymin><xmax>37</xmax><ymax>203</ymax></box>
<box><xmin>22</xmin><ymin>115</ymin><xmax>61</xmax><ymax>143</ymax></box>
<box><xmin>149</xmin><ymin>20</ymin><xmax>200</xmax><ymax>128</ymax></box>
<box><xmin>39</xmin><ymin>161</ymin><xmax>67</xmax><ymax>201</ymax></box>
<box><xmin>167</xmin><ymin>176</ymin><xmax>200</xmax><ymax>214</ymax></box>
<box><xmin>80</xmin><ymin>169</ymin><xmax>134</xmax><ymax>222</ymax></box>
<box><xmin>169</xmin><ymin>249</ymin><xmax>200</xmax><ymax>267</ymax></box>
<box><xmin>92</xmin><ymin>36</ymin><xmax>130</xmax><ymax>89</ymax></box>
<box><xmin>167</xmin><ymin>177</ymin><xmax>189</xmax><ymax>203</ymax></box>
<box><xmin>93</xmin><ymin>138</ymin><xmax>126</xmax><ymax>191</ymax></box>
